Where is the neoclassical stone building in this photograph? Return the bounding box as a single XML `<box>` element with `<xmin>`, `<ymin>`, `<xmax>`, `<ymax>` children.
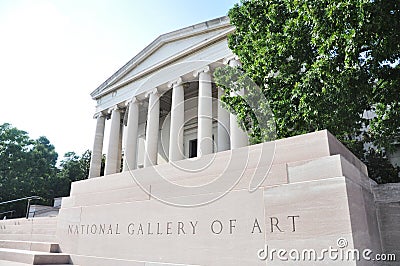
<box><xmin>88</xmin><ymin>16</ymin><xmax>249</xmax><ymax>177</ymax></box>
<box><xmin>87</xmin><ymin>15</ymin><xmax>400</xmax><ymax>176</ymax></box>
<box><xmin>0</xmin><ymin>16</ymin><xmax>399</xmax><ymax>266</ymax></box>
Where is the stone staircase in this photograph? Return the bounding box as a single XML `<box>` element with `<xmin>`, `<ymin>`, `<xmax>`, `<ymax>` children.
<box><xmin>0</xmin><ymin>217</ymin><xmax>74</xmax><ymax>265</ymax></box>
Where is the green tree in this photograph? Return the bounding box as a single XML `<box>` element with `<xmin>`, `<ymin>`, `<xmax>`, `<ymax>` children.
<box><xmin>215</xmin><ymin>0</ymin><xmax>400</xmax><ymax>183</ymax></box>
<box><xmin>55</xmin><ymin>150</ymin><xmax>92</xmax><ymax>197</ymax></box>
<box><xmin>28</xmin><ymin>136</ymin><xmax>59</xmax><ymax>205</ymax></box>
<box><xmin>0</xmin><ymin>123</ymin><xmax>97</xmax><ymax>218</ymax></box>
<box><xmin>59</xmin><ymin>151</ymin><xmax>91</xmax><ymax>182</ymax></box>
<box><xmin>0</xmin><ymin>123</ymin><xmax>32</xmax><ymax>216</ymax></box>
<box><xmin>0</xmin><ymin>123</ymin><xmax>59</xmax><ymax>216</ymax></box>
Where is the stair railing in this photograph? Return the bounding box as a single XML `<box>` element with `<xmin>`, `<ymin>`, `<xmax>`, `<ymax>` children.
<box><xmin>0</xmin><ymin>196</ymin><xmax>41</xmax><ymax>219</ymax></box>
<box><xmin>0</xmin><ymin>210</ymin><xmax>15</xmax><ymax>219</ymax></box>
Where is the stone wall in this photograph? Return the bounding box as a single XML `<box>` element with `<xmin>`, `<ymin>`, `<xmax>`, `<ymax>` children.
<box><xmin>373</xmin><ymin>183</ymin><xmax>400</xmax><ymax>264</ymax></box>
<box><xmin>55</xmin><ymin>130</ymin><xmax>395</xmax><ymax>265</ymax></box>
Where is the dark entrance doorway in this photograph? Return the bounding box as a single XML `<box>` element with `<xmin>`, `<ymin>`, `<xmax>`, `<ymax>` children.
<box><xmin>189</xmin><ymin>139</ymin><xmax>197</xmax><ymax>158</ymax></box>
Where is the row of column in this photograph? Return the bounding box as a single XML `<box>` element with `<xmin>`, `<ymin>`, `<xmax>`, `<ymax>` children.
<box><xmin>88</xmin><ymin>59</ymin><xmax>247</xmax><ymax>178</ymax></box>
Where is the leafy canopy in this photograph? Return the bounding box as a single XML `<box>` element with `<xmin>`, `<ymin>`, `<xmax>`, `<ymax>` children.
<box><xmin>215</xmin><ymin>0</ymin><xmax>400</xmax><ymax>183</ymax></box>
<box><xmin>0</xmin><ymin>123</ymin><xmax>92</xmax><ymax>217</ymax></box>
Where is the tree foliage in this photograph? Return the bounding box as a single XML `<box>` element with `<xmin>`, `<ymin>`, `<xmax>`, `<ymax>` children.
<box><xmin>0</xmin><ymin>123</ymin><xmax>92</xmax><ymax>218</ymax></box>
<box><xmin>59</xmin><ymin>151</ymin><xmax>91</xmax><ymax>183</ymax></box>
<box><xmin>215</xmin><ymin>0</ymin><xmax>400</xmax><ymax>183</ymax></box>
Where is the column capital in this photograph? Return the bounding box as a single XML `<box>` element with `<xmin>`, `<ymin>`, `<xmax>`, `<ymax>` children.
<box><xmin>125</xmin><ymin>96</ymin><xmax>139</xmax><ymax>106</ymax></box>
<box><xmin>193</xmin><ymin>66</ymin><xmax>210</xmax><ymax>77</ymax></box>
<box><xmin>107</xmin><ymin>105</ymin><xmax>121</xmax><ymax>114</ymax></box>
<box><xmin>168</xmin><ymin>77</ymin><xmax>183</xmax><ymax>89</ymax></box>
<box><xmin>93</xmin><ymin>112</ymin><xmax>106</xmax><ymax>119</ymax></box>
<box><xmin>223</xmin><ymin>54</ymin><xmax>240</xmax><ymax>65</ymax></box>
<box><xmin>145</xmin><ymin>88</ymin><xmax>161</xmax><ymax>98</ymax></box>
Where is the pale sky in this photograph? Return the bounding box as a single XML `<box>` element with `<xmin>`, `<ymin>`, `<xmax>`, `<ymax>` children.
<box><xmin>0</xmin><ymin>0</ymin><xmax>238</xmax><ymax>161</ymax></box>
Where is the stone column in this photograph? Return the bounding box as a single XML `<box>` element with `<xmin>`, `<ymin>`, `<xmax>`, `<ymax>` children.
<box><xmin>123</xmin><ymin>98</ymin><xmax>139</xmax><ymax>171</ymax></box>
<box><xmin>194</xmin><ymin>66</ymin><xmax>213</xmax><ymax>156</ymax></box>
<box><xmin>105</xmin><ymin>106</ymin><xmax>121</xmax><ymax>175</ymax></box>
<box><xmin>88</xmin><ymin>113</ymin><xmax>105</xmax><ymax>178</ymax></box>
<box><xmin>168</xmin><ymin>78</ymin><xmax>185</xmax><ymax>162</ymax></box>
<box><xmin>144</xmin><ymin>89</ymin><xmax>160</xmax><ymax>167</ymax></box>
<box><xmin>217</xmin><ymin>87</ymin><xmax>230</xmax><ymax>152</ymax></box>
<box><xmin>117</xmin><ymin>123</ymin><xmax>123</xmax><ymax>171</ymax></box>
<box><xmin>228</xmin><ymin>58</ymin><xmax>248</xmax><ymax>149</ymax></box>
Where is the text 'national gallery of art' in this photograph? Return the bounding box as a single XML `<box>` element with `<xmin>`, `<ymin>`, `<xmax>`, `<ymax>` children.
<box><xmin>0</xmin><ymin>16</ymin><xmax>399</xmax><ymax>266</ymax></box>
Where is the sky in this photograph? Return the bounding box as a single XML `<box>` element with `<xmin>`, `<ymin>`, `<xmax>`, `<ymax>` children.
<box><xmin>0</xmin><ymin>0</ymin><xmax>238</xmax><ymax>161</ymax></box>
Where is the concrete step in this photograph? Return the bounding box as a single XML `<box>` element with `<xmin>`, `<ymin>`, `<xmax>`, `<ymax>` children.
<box><xmin>31</xmin><ymin>228</ymin><xmax>57</xmax><ymax>235</ymax></box>
<box><xmin>0</xmin><ymin>240</ymin><xmax>59</xmax><ymax>253</ymax></box>
<box><xmin>0</xmin><ymin>228</ymin><xmax>56</xmax><ymax>235</ymax></box>
<box><xmin>0</xmin><ymin>234</ymin><xmax>56</xmax><ymax>242</ymax></box>
<box><xmin>0</xmin><ymin>218</ymin><xmax>58</xmax><ymax>226</ymax></box>
<box><xmin>0</xmin><ymin>248</ymin><xmax>70</xmax><ymax>265</ymax></box>
<box><xmin>0</xmin><ymin>218</ymin><xmax>58</xmax><ymax>237</ymax></box>
<box><xmin>0</xmin><ymin>260</ymin><xmax>76</xmax><ymax>266</ymax></box>
<box><xmin>31</xmin><ymin>223</ymin><xmax>57</xmax><ymax>228</ymax></box>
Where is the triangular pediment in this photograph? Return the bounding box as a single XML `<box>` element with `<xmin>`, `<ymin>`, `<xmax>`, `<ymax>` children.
<box><xmin>91</xmin><ymin>16</ymin><xmax>233</xmax><ymax>99</ymax></box>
